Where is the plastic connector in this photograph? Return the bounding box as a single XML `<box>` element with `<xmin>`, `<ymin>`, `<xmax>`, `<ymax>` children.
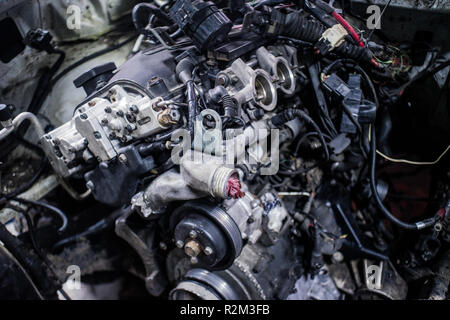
<box><xmin>24</xmin><ymin>29</ymin><xmax>54</xmax><ymax>53</ymax></box>
<box><xmin>265</xmin><ymin>9</ymin><xmax>286</xmax><ymax>35</ymax></box>
<box><xmin>322</xmin><ymin>73</ymin><xmax>376</xmax><ymax>133</ymax></box>
<box><xmin>322</xmin><ymin>73</ymin><xmax>351</xmax><ymax>98</ymax></box>
<box><xmin>315</xmin><ymin>24</ymin><xmax>348</xmax><ymax>55</ymax></box>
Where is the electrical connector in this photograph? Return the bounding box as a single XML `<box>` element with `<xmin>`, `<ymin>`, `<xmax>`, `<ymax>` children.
<box><xmin>23</xmin><ymin>28</ymin><xmax>54</xmax><ymax>53</ymax></box>
<box><xmin>315</xmin><ymin>24</ymin><xmax>348</xmax><ymax>55</ymax></box>
<box><xmin>322</xmin><ymin>73</ymin><xmax>376</xmax><ymax>133</ymax></box>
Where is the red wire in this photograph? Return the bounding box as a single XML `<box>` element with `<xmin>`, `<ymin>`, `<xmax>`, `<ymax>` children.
<box><xmin>331</xmin><ymin>11</ymin><xmax>364</xmax><ymax>48</ymax></box>
<box><xmin>313</xmin><ymin>1</ymin><xmax>379</xmax><ymax>67</ymax></box>
<box><xmin>331</xmin><ymin>11</ymin><xmax>379</xmax><ymax>68</ymax></box>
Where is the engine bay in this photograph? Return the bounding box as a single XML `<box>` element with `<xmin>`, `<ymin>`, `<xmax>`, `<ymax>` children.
<box><xmin>0</xmin><ymin>0</ymin><xmax>449</xmax><ymax>300</ymax></box>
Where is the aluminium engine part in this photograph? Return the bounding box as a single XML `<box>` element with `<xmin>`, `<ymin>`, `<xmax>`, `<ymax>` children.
<box><xmin>1</xmin><ymin>0</ymin><xmax>449</xmax><ymax>302</ymax></box>
<box><xmin>115</xmin><ymin>208</ymin><xmax>168</xmax><ymax>296</ymax></box>
<box><xmin>255</xmin><ymin>46</ymin><xmax>296</xmax><ymax>95</ymax></box>
<box><xmin>132</xmin><ymin>149</ymin><xmax>244</xmax><ymax>217</ymax></box>
<box><xmin>222</xmin><ymin>189</ymin><xmax>265</xmax><ymax>244</ymax></box>
<box><xmin>216</xmin><ymin>58</ymin><xmax>278</xmax><ymax>111</ymax></box>
<box><xmin>40</xmin><ymin>83</ymin><xmax>180</xmax><ymax>177</ymax></box>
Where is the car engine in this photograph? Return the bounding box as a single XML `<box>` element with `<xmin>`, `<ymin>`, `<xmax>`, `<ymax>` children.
<box><xmin>0</xmin><ymin>0</ymin><xmax>449</xmax><ymax>300</ymax></box>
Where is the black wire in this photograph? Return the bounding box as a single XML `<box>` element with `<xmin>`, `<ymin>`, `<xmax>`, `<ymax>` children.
<box><xmin>297</xmin><ymin>111</ymin><xmax>331</xmax><ymax>161</ymax></box>
<box><xmin>6</xmin><ymin>204</ymin><xmax>71</xmax><ymax>300</ymax></box>
<box><xmin>294</xmin><ymin>131</ymin><xmax>332</xmax><ymax>156</ymax></box>
<box><xmin>277</xmin><ymin>161</ymin><xmax>325</xmax><ymax>176</ymax></box>
<box><xmin>52</xmin><ymin>206</ymin><xmax>128</xmax><ymax>250</ymax></box>
<box><xmin>52</xmin><ymin>34</ymin><xmax>138</xmax><ymax>85</ymax></box>
<box><xmin>369</xmin><ymin>124</ymin><xmax>438</xmax><ymax>231</ymax></box>
<box><xmin>305</xmin><ymin>52</ymin><xmax>338</xmax><ymax>137</ymax></box>
<box><xmin>12</xmin><ymin>198</ymin><xmax>68</xmax><ymax>233</ymax></box>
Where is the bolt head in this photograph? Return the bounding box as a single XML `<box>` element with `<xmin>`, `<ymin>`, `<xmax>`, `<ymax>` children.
<box><xmin>332</xmin><ymin>251</ymin><xmax>344</xmax><ymax>263</ymax></box>
<box><xmin>204</xmin><ymin>246</ymin><xmax>213</xmax><ymax>256</ymax></box>
<box><xmin>159</xmin><ymin>242</ymin><xmax>167</xmax><ymax>250</ymax></box>
<box><xmin>175</xmin><ymin>240</ymin><xmax>184</xmax><ymax>248</ymax></box>
<box><xmin>118</xmin><ymin>154</ymin><xmax>128</xmax><ymax>164</ymax></box>
<box><xmin>86</xmin><ymin>181</ymin><xmax>95</xmax><ymax>190</ymax></box>
<box><xmin>190</xmin><ymin>257</ymin><xmax>198</xmax><ymax>264</ymax></box>
<box><xmin>129</xmin><ymin>105</ymin><xmax>139</xmax><ymax>114</ymax></box>
<box><xmin>189</xmin><ymin>230</ymin><xmax>197</xmax><ymax>239</ymax></box>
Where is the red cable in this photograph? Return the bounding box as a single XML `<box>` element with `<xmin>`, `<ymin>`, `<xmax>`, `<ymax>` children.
<box><xmin>313</xmin><ymin>0</ymin><xmax>379</xmax><ymax>67</ymax></box>
<box><xmin>331</xmin><ymin>11</ymin><xmax>364</xmax><ymax>48</ymax></box>
<box><xmin>331</xmin><ymin>11</ymin><xmax>379</xmax><ymax>68</ymax></box>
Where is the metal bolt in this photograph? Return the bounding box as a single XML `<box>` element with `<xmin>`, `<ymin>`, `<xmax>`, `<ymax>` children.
<box><xmin>101</xmin><ymin>118</ymin><xmax>108</xmax><ymax>125</ymax></box>
<box><xmin>189</xmin><ymin>230</ymin><xmax>197</xmax><ymax>239</ymax></box>
<box><xmin>175</xmin><ymin>240</ymin><xmax>184</xmax><ymax>248</ymax></box>
<box><xmin>184</xmin><ymin>240</ymin><xmax>201</xmax><ymax>258</ymax></box>
<box><xmin>332</xmin><ymin>251</ymin><xmax>344</xmax><ymax>263</ymax></box>
<box><xmin>204</xmin><ymin>246</ymin><xmax>213</xmax><ymax>256</ymax></box>
<box><xmin>126</xmin><ymin>113</ymin><xmax>136</xmax><ymax>123</ymax></box>
<box><xmin>129</xmin><ymin>105</ymin><xmax>139</xmax><ymax>114</ymax></box>
<box><xmin>434</xmin><ymin>223</ymin><xmax>442</xmax><ymax>232</ymax></box>
<box><xmin>159</xmin><ymin>242</ymin><xmax>167</xmax><ymax>250</ymax></box>
<box><xmin>80</xmin><ymin>113</ymin><xmax>88</xmax><ymax>119</ymax></box>
<box><xmin>118</xmin><ymin>154</ymin><xmax>128</xmax><ymax>164</ymax></box>
<box><xmin>104</xmin><ymin>106</ymin><xmax>112</xmax><ymax>113</ymax></box>
<box><xmin>93</xmin><ymin>131</ymin><xmax>101</xmax><ymax>139</ymax></box>
<box><xmin>88</xmin><ymin>101</ymin><xmax>96</xmax><ymax>107</ymax></box>
<box><xmin>217</xmin><ymin>74</ymin><xmax>227</xmax><ymax>86</ymax></box>
<box><xmin>86</xmin><ymin>181</ymin><xmax>95</xmax><ymax>190</ymax></box>
<box><xmin>190</xmin><ymin>257</ymin><xmax>198</xmax><ymax>264</ymax></box>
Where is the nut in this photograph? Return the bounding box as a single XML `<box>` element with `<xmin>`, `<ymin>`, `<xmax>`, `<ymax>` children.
<box><xmin>118</xmin><ymin>154</ymin><xmax>128</xmax><ymax>164</ymax></box>
<box><xmin>184</xmin><ymin>240</ymin><xmax>201</xmax><ymax>258</ymax></box>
